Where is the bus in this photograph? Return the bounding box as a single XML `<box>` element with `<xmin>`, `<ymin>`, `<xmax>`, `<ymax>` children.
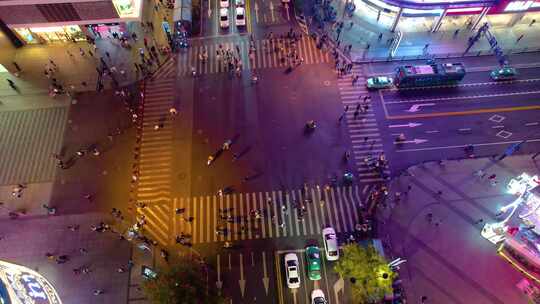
<box><xmin>394</xmin><ymin>62</ymin><xmax>466</xmax><ymax>88</ymax></box>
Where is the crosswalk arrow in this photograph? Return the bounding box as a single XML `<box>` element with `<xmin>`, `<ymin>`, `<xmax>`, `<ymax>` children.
<box><xmin>406</xmin><ymin>103</ymin><xmax>435</xmax><ymax>112</ymax></box>
<box><xmin>262</xmin><ymin>252</ymin><xmax>269</xmax><ymax>294</ymax></box>
<box><xmin>389</xmin><ymin>122</ymin><xmax>422</xmax><ymax>128</ymax></box>
<box><xmin>239</xmin><ymin>254</ymin><xmax>246</xmax><ymax>297</ymax></box>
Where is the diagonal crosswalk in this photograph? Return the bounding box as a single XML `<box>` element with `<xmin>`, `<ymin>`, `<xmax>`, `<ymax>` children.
<box><xmin>138</xmin><ymin>185</ymin><xmax>374</xmax><ymax>246</ymax></box>
<box><xmin>135</xmin><ymin>78</ymin><xmax>176</xmax><ymax>245</ymax></box>
<box><xmin>151</xmin><ymin>56</ymin><xmax>177</xmax><ymax>79</ymax></box>
<box><xmin>178</xmin><ymin>36</ymin><xmax>330</xmax><ymax>76</ymax></box>
<box><xmin>337</xmin><ymin>66</ymin><xmax>390</xmax><ymax>183</ymax></box>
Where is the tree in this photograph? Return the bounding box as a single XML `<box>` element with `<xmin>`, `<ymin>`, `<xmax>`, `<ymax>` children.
<box><xmin>141</xmin><ymin>258</ymin><xmax>226</xmax><ymax>304</ymax></box>
<box><xmin>334</xmin><ymin>243</ymin><xmax>395</xmax><ymax>304</ymax></box>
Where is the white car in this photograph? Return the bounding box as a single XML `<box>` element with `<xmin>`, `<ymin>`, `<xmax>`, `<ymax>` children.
<box><xmin>311</xmin><ymin>289</ymin><xmax>328</xmax><ymax>304</ymax></box>
<box><xmin>235</xmin><ymin>7</ymin><xmax>246</xmax><ymax>26</ymax></box>
<box><xmin>322</xmin><ymin>227</ymin><xmax>339</xmax><ymax>261</ymax></box>
<box><xmin>220</xmin><ymin>0</ymin><xmax>229</xmax><ymax>8</ymax></box>
<box><xmin>219</xmin><ymin>8</ymin><xmax>229</xmax><ymax>28</ymax></box>
<box><xmin>235</xmin><ymin>0</ymin><xmax>244</xmax><ymax>6</ymax></box>
<box><xmin>284</xmin><ymin>253</ymin><xmax>300</xmax><ymax>289</ymax></box>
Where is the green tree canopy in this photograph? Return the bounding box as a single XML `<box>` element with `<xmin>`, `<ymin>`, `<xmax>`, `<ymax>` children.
<box><xmin>334</xmin><ymin>243</ymin><xmax>396</xmax><ymax>304</ymax></box>
<box><xmin>141</xmin><ymin>258</ymin><xmax>226</xmax><ymax>304</ymax></box>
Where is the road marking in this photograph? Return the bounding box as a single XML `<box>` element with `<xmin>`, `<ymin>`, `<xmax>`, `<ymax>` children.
<box><xmin>385</xmin><ymin>105</ymin><xmax>540</xmax><ymax>119</ymax></box>
<box><xmin>489</xmin><ymin>114</ymin><xmax>506</xmax><ymax>123</ymax></box>
<box><xmin>496</xmin><ymin>130</ymin><xmax>512</xmax><ymax>139</ymax></box>
<box><xmin>389</xmin><ymin>122</ymin><xmax>422</xmax><ymax>128</ymax></box>
<box><xmin>492</xmin><ymin>125</ymin><xmax>505</xmax><ymax>129</ymax></box>
<box><xmin>526</xmin><ymin>122</ymin><xmax>539</xmax><ymax>126</ymax></box>
<box><xmin>425</xmin><ymin>130</ymin><xmax>439</xmax><ymax>134</ymax></box>
<box><xmin>333</xmin><ymin>277</ymin><xmax>344</xmax><ymax>303</ymax></box>
<box><xmin>216</xmin><ymin>254</ymin><xmax>223</xmax><ymax>293</ymax></box>
<box><xmin>262</xmin><ymin>252</ymin><xmax>270</xmax><ymax>295</ymax></box>
<box><xmin>251</xmin><ymin>251</ymin><xmax>255</xmax><ymax>266</ymax></box>
<box><xmin>406</xmin><ymin>103</ymin><xmax>435</xmax><ymax>112</ymax></box>
<box><xmin>239</xmin><ymin>253</ymin><xmax>246</xmax><ymax>298</ymax></box>
<box><xmin>395</xmin><ymin>138</ymin><xmax>540</xmax><ymax>152</ymax></box>
<box><xmin>394</xmin><ymin>138</ymin><xmax>428</xmax><ymax>144</ymax></box>
<box><xmin>254</xmin><ymin>2</ymin><xmax>259</xmax><ymax>22</ymax></box>
<box><xmin>228</xmin><ymin>253</ymin><xmax>232</xmax><ymax>270</ymax></box>
<box><xmin>275</xmin><ymin>252</ymin><xmax>284</xmax><ymax>304</ymax></box>
<box><xmin>384</xmin><ymin>89</ymin><xmax>540</xmax><ymax>104</ymax></box>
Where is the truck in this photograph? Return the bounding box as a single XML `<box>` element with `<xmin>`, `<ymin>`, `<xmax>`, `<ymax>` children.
<box><xmin>394</xmin><ymin>62</ymin><xmax>466</xmax><ymax>88</ymax></box>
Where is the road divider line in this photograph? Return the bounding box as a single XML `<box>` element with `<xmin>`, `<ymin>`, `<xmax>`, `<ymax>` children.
<box><xmin>387</xmin><ymin>105</ymin><xmax>540</xmax><ymax>119</ymax></box>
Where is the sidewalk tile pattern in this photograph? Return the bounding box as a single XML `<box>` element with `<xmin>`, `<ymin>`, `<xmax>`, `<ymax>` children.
<box><xmin>338</xmin><ymin>66</ymin><xmax>389</xmax><ymax>183</ymax></box>
<box><xmin>0</xmin><ymin>107</ymin><xmax>68</xmax><ymax>185</ymax></box>
<box><xmin>180</xmin><ymin>36</ymin><xmax>330</xmax><ymax>76</ymax></box>
<box><xmin>139</xmin><ymin>185</ymin><xmax>373</xmax><ymax>246</ymax></box>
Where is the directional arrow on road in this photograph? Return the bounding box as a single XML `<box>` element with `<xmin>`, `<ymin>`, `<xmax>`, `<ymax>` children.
<box><xmin>262</xmin><ymin>252</ymin><xmax>269</xmax><ymax>295</ymax></box>
<box><xmin>239</xmin><ymin>253</ymin><xmax>246</xmax><ymax>298</ymax></box>
<box><xmin>389</xmin><ymin>122</ymin><xmax>422</xmax><ymax>128</ymax></box>
<box><xmin>406</xmin><ymin>103</ymin><xmax>435</xmax><ymax>113</ymax></box>
<box><xmin>216</xmin><ymin>254</ymin><xmax>223</xmax><ymax>293</ymax></box>
<box><xmin>395</xmin><ymin>138</ymin><xmax>429</xmax><ymax>144</ymax></box>
<box><xmin>334</xmin><ymin>276</ymin><xmax>344</xmax><ymax>303</ymax></box>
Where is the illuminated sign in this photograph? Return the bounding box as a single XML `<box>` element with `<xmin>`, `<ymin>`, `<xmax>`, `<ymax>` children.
<box><xmin>112</xmin><ymin>0</ymin><xmax>142</xmax><ymax>18</ymax></box>
<box><xmin>0</xmin><ymin>260</ymin><xmax>62</xmax><ymax>304</ymax></box>
<box><xmin>504</xmin><ymin>0</ymin><xmax>534</xmax><ymax>11</ymax></box>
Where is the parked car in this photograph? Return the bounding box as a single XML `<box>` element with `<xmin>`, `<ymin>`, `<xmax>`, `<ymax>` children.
<box><xmin>305</xmin><ymin>246</ymin><xmax>322</xmax><ymax>280</ymax></box>
<box><xmin>284</xmin><ymin>253</ymin><xmax>301</xmax><ymax>288</ymax></box>
<box><xmin>366</xmin><ymin>76</ymin><xmax>393</xmax><ymax>89</ymax></box>
<box><xmin>322</xmin><ymin>227</ymin><xmax>339</xmax><ymax>261</ymax></box>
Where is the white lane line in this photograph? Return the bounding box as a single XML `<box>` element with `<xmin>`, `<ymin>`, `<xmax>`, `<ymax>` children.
<box><xmin>526</xmin><ymin>122</ymin><xmax>539</xmax><ymax>126</ymax></box>
<box><xmin>396</xmin><ymin>138</ymin><xmax>540</xmax><ymax>152</ymax></box>
<box><xmin>383</xmin><ymin>89</ymin><xmax>540</xmax><ymax>105</ymax></box>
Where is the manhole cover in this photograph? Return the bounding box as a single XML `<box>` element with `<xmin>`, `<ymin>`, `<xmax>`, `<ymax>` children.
<box><xmin>324</xmin><ymin>80</ymin><xmax>331</xmax><ymax>86</ymax></box>
<box><xmin>496</xmin><ymin>130</ymin><xmax>512</xmax><ymax>139</ymax></box>
<box><xmin>489</xmin><ymin>114</ymin><xmax>505</xmax><ymax>123</ymax></box>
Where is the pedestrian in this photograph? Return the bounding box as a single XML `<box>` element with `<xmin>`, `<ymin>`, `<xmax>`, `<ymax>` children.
<box><xmin>378</xmin><ymin>33</ymin><xmax>383</xmax><ymax>40</ymax></box>
<box><xmin>355</xmin><ymin>102</ymin><xmax>361</xmax><ymax>112</ymax></box>
<box><xmin>421</xmin><ymin>296</ymin><xmax>428</xmax><ymax>303</ymax></box>
<box><xmin>6</xmin><ymin>79</ymin><xmax>16</xmax><ymax>90</ymax></box>
<box><xmin>453</xmin><ymin>29</ymin><xmax>460</xmax><ymax>36</ymax></box>
<box><xmin>353</xmin><ymin>109</ymin><xmax>359</xmax><ymax>118</ymax></box>
<box><xmin>474</xmin><ymin>218</ymin><xmax>484</xmax><ymax>225</ymax></box>
<box><xmin>365</xmin><ymin>43</ymin><xmax>370</xmax><ymax>50</ymax></box>
<box><xmin>516</xmin><ymin>34</ymin><xmax>524</xmax><ymax>42</ymax></box>
<box><xmin>49</xmin><ymin>59</ymin><xmax>57</xmax><ymax>68</ymax></box>
<box><xmin>84</xmin><ymin>194</ymin><xmax>93</xmax><ymax>202</ymax></box>
<box><xmin>105</xmin><ymin>51</ymin><xmax>111</xmax><ymax>59</ymax></box>
<box><xmin>352</xmin><ymin>74</ymin><xmax>359</xmax><ymax>85</ymax></box>
<box><xmin>93</xmin><ymin>289</ymin><xmax>104</xmax><ymax>296</ymax></box>
<box><xmin>426</xmin><ymin>213</ymin><xmax>433</xmax><ymax>223</ymax></box>
<box><xmin>530</xmin><ymin>19</ymin><xmax>536</xmax><ymax>26</ymax></box>
<box><xmin>79</xmin><ymin>48</ymin><xmax>86</xmax><ymax>56</ymax></box>
<box><xmin>12</xmin><ymin>61</ymin><xmax>22</xmax><ymax>73</ymax></box>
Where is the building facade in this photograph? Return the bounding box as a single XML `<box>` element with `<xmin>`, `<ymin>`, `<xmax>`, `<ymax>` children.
<box><xmin>0</xmin><ymin>0</ymin><xmax>142</xmax><ymax>44</ymax></box>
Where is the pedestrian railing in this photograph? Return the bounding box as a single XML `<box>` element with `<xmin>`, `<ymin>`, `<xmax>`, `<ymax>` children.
<box><xmin>353</xmin><ymin>46</ymin><xmax>540</xmax><ymax>64</ymax></box>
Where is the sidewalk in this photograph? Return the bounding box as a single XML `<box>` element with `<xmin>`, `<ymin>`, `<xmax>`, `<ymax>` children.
<box><xmin>0</xmin><ymin>212</ymin><xmax>131</xmax><ymax>304</ymax></box>
<box><xmin>304</xmin><ymin>0</ymin><xmax>540</xmax><ymax>63</ymax></box>
<box><xmin>379</xmin><ymin>154</ymin><xmax>539</xmax><ymax>303</ymax></box>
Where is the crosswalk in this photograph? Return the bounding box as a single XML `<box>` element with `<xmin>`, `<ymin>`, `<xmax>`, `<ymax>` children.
<box><xmin>151</xmin><ymin>56</ymin><xmax>176</xmax><ymax>79</ymax></box>
<box><xmin>338</xmin><ymin>66</ymin><xmax>389</xmax><ymax>183</ymax></box>
<box><xmin>135</xmin><ymin>77</ymin><xmax>176</xmax><ymax>244</ymax></box>
<box><xmin>138</xmin><ymin>185</ymin><xmax>374</xmax><ymax>246</ymax></box>
<box><xmin>178</xmin><ymin>36</ymin><xmax>330</xmax><ymax>76</ymax></box>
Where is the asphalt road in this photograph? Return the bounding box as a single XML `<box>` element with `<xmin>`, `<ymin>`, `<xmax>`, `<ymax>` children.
<box><xmin>366</xmin><ymin>55</ymin><xmax>540</xmax><ymax>175</ymax></box>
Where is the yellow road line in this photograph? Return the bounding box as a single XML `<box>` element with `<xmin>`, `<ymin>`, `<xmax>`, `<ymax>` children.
<box><xmin>246</xmin><ymin>0</ymin><xmax>252</xmax><ymax>34</ymax></box>
<box><xmin>275</xmin><ymin>252</ymin><xmax>284</xmax><ymax>304</ymax></box>
<box><xmin>387</xmin><ymin>105</ymin><xmax>540</xmax><ymax>120</ymax></box>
